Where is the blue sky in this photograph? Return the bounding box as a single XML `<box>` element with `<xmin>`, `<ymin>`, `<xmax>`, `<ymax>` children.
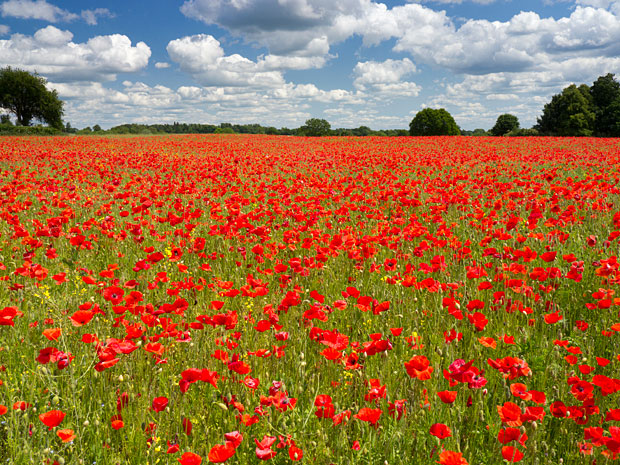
<box><xmin>1</xmin><ymin>0</ymin><xmax>619</xmax><ymax>130</ymax></box>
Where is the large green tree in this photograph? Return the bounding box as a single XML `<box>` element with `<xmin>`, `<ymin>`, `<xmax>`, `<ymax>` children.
<box><xmin>536</xmin><ymin>84</ymin><xmax>595</xmax><ymax>136</ymax></box>
<box><xmin>409</xmin><ymin>108</ymin><xmax>460</xmax><ymax>136</ymax></box>
<box><xmin>490</xmin><ymin>114</ymin><xmax>519</xmax><ymax>136</ymax></box>
<box><xmin>0</xmin><ymin>67</ymin><xmax>63</xmax><ymax>129</ymax></box>
<box><xmin>590</xmin><ymin>73</ymin><xmax>620</xmax><ymax>136</ymax></box>
<box><xmin>300</xmin><ymin>118</ymin><xmax>331</xmax><ymax>137</ymax></box>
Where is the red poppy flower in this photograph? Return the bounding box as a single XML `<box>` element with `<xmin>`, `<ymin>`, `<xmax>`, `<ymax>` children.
<box><xmin>430</xmin><ymin>423</ymin><xmax>452</xmax><ymax>439</ymax></box>
<box><xmin>178</xmin><ymin>452</ymin><xmax>202</xmax><ymax>465</ymax></box>
<box><xmin>182</xmin><ymin>417</ymin><xmax>192</xmax><ymax>435</ymax></box>
<box><xmin>289</xmin><ymin>445</ymin><xmax>303</xmax><ymax>461</ymax></box>
<box><xmin>502</xmin><ymin>446</ymin><xmax>524</xmax><ymax>462</ymax></box>
<box><xmin>509</xmin><ymin>383</ymin><xmax>531</xmax><ymax>400</ymax></box>
<box><xmin>57</xmin><ymin>429</ymin><xmax>76</xmax><ymax>443</ymax></box>
<box><xmin>437</xmin><ymin>391</ymin><xmax>457</xmax><ymax>404</ymax></box>
<box><xmin>354</xmin><ymin>407</ymin><xmax>382</xmax><ymax>425</ymax></box>
<box><xmin>111</xmin><ymin>414</ymin><xmax>124</xmax><ymax>430</ymax></box>
<box><xmin>39</xmin><ymin>410</ymin><xmax>66</xmax><ymax>430</ymax></box>
<box><xmin>497</xmin><ymin>402</ymin><xmax>522</xmax><ymax>427</ymax></box>
<box><xmin>208</xmin><ymin>443</ymin><xmax>236</xmax><ymax>463</ymax></box>
<box><xmin>404</xmin><ymin>355</ymin><xmax>433</xmax><ymax>380</ymax></box>
<box><xmin>12</xmin><ymin>401</ymin><xmax>31</xmax><ymax>411</ymax></box>
<box><xmin>103</xmin><ymin>286</ymin><xmax>124</xmax><ymax>304</ymax></box>
<box><xmin>69</xmin><ymin>310</ymin><xmax>94</xmax><ymax>326</ymax></box>
<box><xmin>437</xmin><ymin>450</ymin><xmax>468</xmax><ymax>465</ymax></box>
<box><xmin>42</xmin><ymin>328</ymin><xmax>62</xmax><ymax>341</ymax></box>
<box><xmin>151</xmin><ymin>396</ymin><xmax>169</xmax><ymax>412</ymax></box>
<box><xmin>224</xmin><ymin>431</ymin><xmax>243</xmax><ymax>449</ymax></box>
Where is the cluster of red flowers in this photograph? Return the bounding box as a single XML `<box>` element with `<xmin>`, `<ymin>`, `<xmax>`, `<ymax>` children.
<box><xmin>0</xmin><ymin>135</ymin><xmax>618</xmax><ymax>464</ymax></box>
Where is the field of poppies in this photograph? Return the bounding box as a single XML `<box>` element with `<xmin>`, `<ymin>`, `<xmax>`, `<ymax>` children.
<box><xmin>0</xmin><ymin>134</ymin><xmax>619</xmax><ymax>465</ymax></box>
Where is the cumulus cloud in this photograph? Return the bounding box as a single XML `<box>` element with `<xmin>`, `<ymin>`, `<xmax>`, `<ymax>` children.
<box><xmin>179</xmin><ymin>1</ymin><xmax>620</xmax><ymax>85</ymax></box>
<box><xmin>167</xmin><ymin>34</ymin><xmax>285</xmax><ymax>87</ymax></box>
<box><xmin>407</xmin><ymin>0</ymin><xmax>496</xmax><ymax>3</ymax></box>
<box><xmin>352</xmin><ymin>58</ymin><xmax>421</xmax><ymax>97</ymax></box>
<box><xmin>388</xmin><ymin>6</ymin><xmax>620</xmax><ymax>75</ymax></box>
<box><xmin>155</xmin><ymin>62</ymin><xmax>171</xmax><ymax>69</ymax></box>
<box><xmin>80</xmin><ymin>8</ymin><xmax>114</xmax><ymax>26</ymax></box>
<box><xmin>0</xmin><ymin>26</ymin><xmax>151</xmax><ymax>82</ymax></box>
<box><xmin>576</xmin><ymin>0</ymin><xmax>620</xmax><ymax>11</ymax></box>
<box><xmin>0</xmin><ymin>0</ymin><xmax>112</xmax><ymax>25</ymax></box>
<box><xmin>51</xmin><ymin>80</ymin><xmax>365</xmax><ymax>129</ymax></box>
<box><xmin>0</xmin><ymin>0</ymin><xmax>78</xmax><ymax>22</ymax></box>
<box><xmin>166</xmin><ymin>33</ymin><xmax>330</xmax><ymax>88</ymax></box>
<box><xmin>179</xmin><ymin>0</ymin><xmax>389</xmax><ymax>57</ymax></box>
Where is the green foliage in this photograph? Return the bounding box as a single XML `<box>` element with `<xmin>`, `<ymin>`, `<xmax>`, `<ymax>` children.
<box><xmin>535</xmin><ymin>74</ymin><xmax>620</xmax><ymax>137</ymax></box>
<box><xmin>0</xmin><ymin>67</ymin><xmax>64</xmax><ymax>129</ymax></box>
<box><xmin>0</xmin><ymin>124</ymin><xmax>62</xmax><ymax>135</ymax></box>
<box><xmin>506</xmin><ymin>128</ymin><xmax>539</xmax><ymax>137</ymax></box>
<box><xmin>214</xmin><ymin>127</ymin><xmax>235</xmax><ymax>134</ymax></box>
<box><xmin>536</xmin><ymin>84</ymin><xmax>595</xmax><ymax>136</ymax></box>
<box><xmin>491</xmin><ymin>114</ymin><xmax>520</xmax><ymax>136</ymax></box>
<box><xmin>409</xmin><ymin>108</ymin><xmax>460</xmax><ymax>136</ymax></box>
<box><xmin>300</xmin><ymin>118</ymin><xmax>331</xmax><ymax>137</ymax></box>
<box><xmin>591</xmin><ymin>74</ymin><xmax>620</xmax><ymax>136</ymax></box>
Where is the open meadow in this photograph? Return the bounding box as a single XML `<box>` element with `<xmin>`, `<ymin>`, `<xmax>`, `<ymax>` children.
<box><xmin>0</xmin><ymin>135</ymin><xmax>619</xmax><ymax>465</ymax></box>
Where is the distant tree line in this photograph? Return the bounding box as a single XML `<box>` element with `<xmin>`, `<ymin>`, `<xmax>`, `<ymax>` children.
<box><xmin>64</xmin><ymin>119</ymin><xmax>409</xmax><ymax>137</ymax></box>
<box><xmin>2</xmin><ymin>66</ymin><xmax>620</xmax><ymax>138</ymax></box>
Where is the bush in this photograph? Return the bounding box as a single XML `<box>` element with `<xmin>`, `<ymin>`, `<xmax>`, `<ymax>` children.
<box><xmin>409</xmin><ymin>109</ymin><xmax>460</xmax><ymax>136</ymax></box>
<box><xmin>0</xmin><ymin>124</ymin><xmax>63</xmax><ymax>135</ymax></box>
<box><xmin>506</xmin><ymin>128</ymin><xmax>539</xmax><ymax>137</ymax></box>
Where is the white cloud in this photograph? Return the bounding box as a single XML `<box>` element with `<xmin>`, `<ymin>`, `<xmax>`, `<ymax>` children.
<box><xmin>408</xmin><ymin>0</ymin><xmax>496</xmax><ymax>3</ymax></box>
<box><xmin>50</xmin><ymin>75</ymin><xmax>372</xmax><ymax>129</ymax></box>
<box><xmin>353</xmin><ymin>58</ymin><xmax>416</xmax><ymax>87</ymax></box>
<box><xmin>81</xmin><ymin>8</ymin><xmax>113</xmax><ymax>26</ymax></box>
<box><xmin>353</xmin><ymin>58</ymin><xmax>421</xmax><ymax>97</ymax></box>
<box><xmin>387</xmin><ymin>6</ymin><xmax>620</xmax><ymax>75</ymax></box>
<box><xmin>167</xmin><ymin>34</ymin><xmax>285</xmax><ymax>87</ymax></box>
<box><xmin>575</xmin><ymin>0</ymin><xmax>620</xmax><ymax>10</ymax></box>
<box><xmin>52</xmin><ymin>80</ymin><xmax>360</xmax><ymax>129</ymax></box>
<box><xmin>0</xmin><ymin>0</ymin><xmax>78</xmax><ymax>22</ymax></box>
<box><xmin>0</xmin><ymin>24</ymin><xmax>8</xmax><ymax>35</ymax></box>
<box><xmin>0</xmin><ymin>0</ymin><xmax>113</xmax><ymax>25</ymax></box>
<box><xmin>179</xmin><ymin>0</ymin><xmax>389</xmax><ymax>59</ymax></box>
<box><xmin>181</xmin><ymin>1</ymin><xmax>620</xmax><ymax>85</ymax></box>
<box><xmin>0</xmin><ymin>26</ymin><xmax>151</xmax><ymax>82</ymax></box>
<box><xmin>155</xmin><ymin>62</ymin><xmax>171</xmax><ymax>69</ymax></box>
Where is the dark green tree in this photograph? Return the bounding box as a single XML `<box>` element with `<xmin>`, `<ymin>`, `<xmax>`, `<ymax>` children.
<box><xmin>0</xmin><ymin>67</ymin><xmax>63</xmax><ymax>129</ymax></box>
<box><xmin>300</xmin><ymin>118</ymin><xmax>331</xmax><ymax>137</ymax></box>
<box><xmin>409</xmin><ymin>108</ymin><xmax>460</xmax><ymax>136</ymax></box>
<box><xmin>590</xmin><ymin>73</ymin><xmax>620</xmax><ymax>136</ymax></box>
<box><xmin>491</xmin><ymin>114</ymin><xmax>519</xmax><ymax>136</ymax></box>
<box><xmin>536</xmin><ymin>84</ymin><xmax>595</xmax><ymax>136</ymax></box>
